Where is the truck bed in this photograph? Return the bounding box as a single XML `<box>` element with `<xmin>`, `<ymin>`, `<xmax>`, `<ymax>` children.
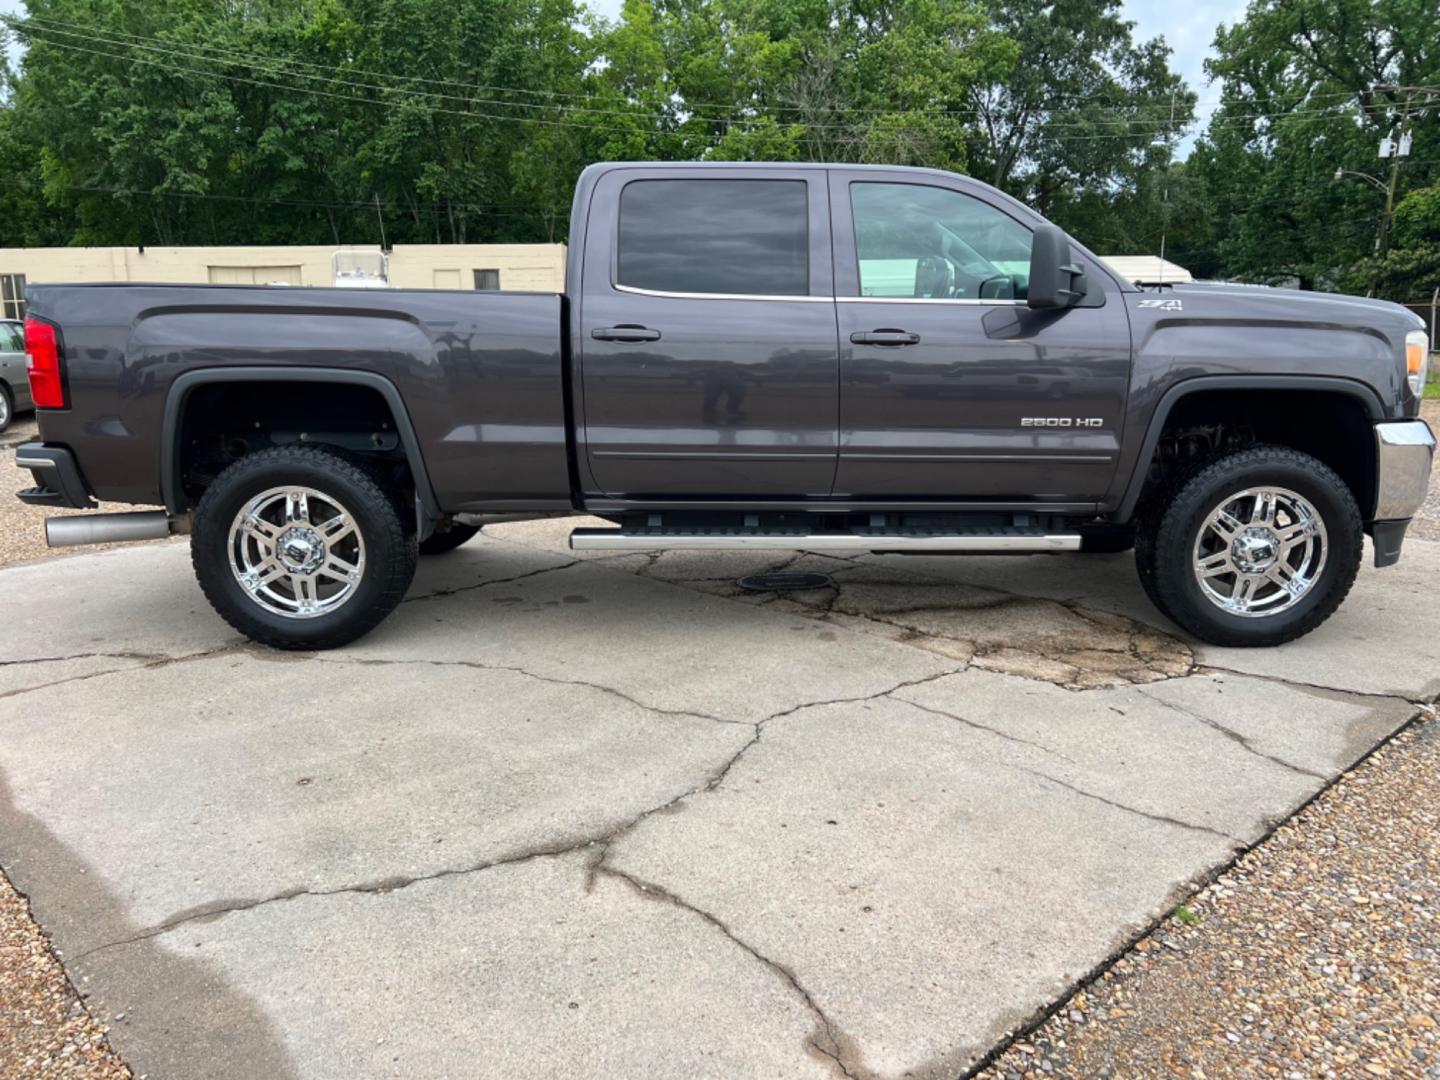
<box><xmin>27</xmin><ymin>283</ymin><xmax>573</xmax><ymax>512</ymax></box>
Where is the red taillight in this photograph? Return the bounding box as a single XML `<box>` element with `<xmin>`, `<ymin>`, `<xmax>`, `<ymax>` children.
<box><xmin>24</xmin><ymin>317</ymin><xmax>66</xmax><ymax>409</ymax></box>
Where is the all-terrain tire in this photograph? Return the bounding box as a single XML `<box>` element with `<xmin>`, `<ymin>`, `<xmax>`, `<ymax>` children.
<box><xmin>418</xmin><ymin>522</ymin><xmax>481</xmax><ymax>555</ymax></box>
<box><xmin>191</xmin><ymin>446</ymin><xmax>418</xmax><ymax>650</ymax></box>
<box><xmin>1136</xmin><ymin>445</ymin><xmax>1363</xmax><ymax>647</ymax></box>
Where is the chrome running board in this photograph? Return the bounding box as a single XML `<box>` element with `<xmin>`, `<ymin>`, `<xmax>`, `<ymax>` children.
<box><xmin>568</xmin><ymin>528</ymin><xmax>1080</xmax><ymax>553</ymax></box>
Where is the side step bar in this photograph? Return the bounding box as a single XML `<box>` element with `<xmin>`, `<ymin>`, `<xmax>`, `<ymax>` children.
<box><xmin>569</xmin><ymin>528</ymin><xmax>1080</xmax><ymax>553</ymax></box>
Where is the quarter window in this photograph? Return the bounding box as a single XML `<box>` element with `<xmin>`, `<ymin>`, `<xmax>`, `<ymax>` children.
<box><xmin>850</xmin><ymin>184</ymin><xmax>1031</xmax><ymax>301</ymax></box>
<box><xmin>1</xmin><ymin>274</ymin><xmax>26</xmax><ymax>320</ymax></box>
<box><xmin>617</xmin><ymin>179</ymin><xmax>809</xmax><ymax>296</ymax></box>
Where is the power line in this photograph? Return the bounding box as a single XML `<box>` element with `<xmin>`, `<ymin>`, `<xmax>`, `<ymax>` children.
<box><xmin>11</xmin><ymin>13</ymin><xmax>1413</xmax><ymax>140</ymax></box>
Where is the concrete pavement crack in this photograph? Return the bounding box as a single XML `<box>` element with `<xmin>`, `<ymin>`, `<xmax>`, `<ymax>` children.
<box><xmin>599</xmin><ymin>865</ymin><xmax>866</xmax><ymax>1080</ymax></box>
<box><xmin>0</xmin><ymin>643</ymin><xmax>248</xmax><ymax>701</ymax></box>
<box><xmin>1013</xmin><ymin>763</ymin><xmax>1244</xmax><ymax>844</ymax></box>
<box><xmin>893</xmin><ymin>697</ymin><xmax>1078</xmax><ymax>765</ymax></box>
<box><xmin>1134</xmin><ymin>687</ymin><xmax>1327</xmax><ymax>780</ymax></box>
<box><xmin>402</xmin><ymin>559</ymin><xmax>579</xmax><ymax>603</ymax></box>
<box><xmin>1196</xmin><ymin>664</ymin><xmax>1435</xmax><ymax>707</ymax></box>
<box><xmin>73</xmin><ymin>833</ymin><xmax>614</xmax><ymax>961</ymax></box>
<box><xmin>313</xmin><ymin>654</ymin><xmax>743</xmax><ymax>726</ymax></box>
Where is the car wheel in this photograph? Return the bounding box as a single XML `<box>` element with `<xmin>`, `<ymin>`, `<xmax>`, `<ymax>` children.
<box><xmin>1137</xmin><ymin>445</ymin><xmax>1362</xmax><ymax>647</ymax></box>
<box><xmin>0</xmin><ymin>384</ymin><xmax>13</xmax><ymax>433</ymax></box>
<box><xmin>418</xmin><ymin>522</ymin><xmax>481</xmax><ymax>555</ymax></box>
<box><xmin>191</xmin><ymin>446</ymin><xmax>418</xmax><ymax>650</ymax></box>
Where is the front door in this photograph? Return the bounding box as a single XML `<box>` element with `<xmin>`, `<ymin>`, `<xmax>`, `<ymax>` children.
<box><xmin>829</xmin><ymin>173</ymin><xmax>1132</xmax><ymax>503</ymax></box>
<box><xmin>578</xmin><ymin>169</ymin><xmax>839</xmax><ymax>498</ymax></box>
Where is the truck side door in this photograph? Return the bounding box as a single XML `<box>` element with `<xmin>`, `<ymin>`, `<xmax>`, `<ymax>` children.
<box><xmin>829</xmin><ymin>172</ymin><xmax>1132</xmax><ymax>504</ymax></box>
<box><xmin>577</xmin><ymin>168</ymin><xmax>838</xmax><ymax>498</ymax></box>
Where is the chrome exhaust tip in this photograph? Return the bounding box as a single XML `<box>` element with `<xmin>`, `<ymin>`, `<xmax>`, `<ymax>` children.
<box><xmin>45</xmin><ymin>511</ymin><xmax>182</xmax><ymax>548</ymax></box>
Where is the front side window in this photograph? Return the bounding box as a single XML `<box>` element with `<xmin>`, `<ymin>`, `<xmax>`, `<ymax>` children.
<box><xmin>1</xmin><ymin>274</ymin><xmax>26</xmax><ymax>321</ymax></box>
<box><xmin>617</xmin><ymin>179</ymin><xmax>809</xmax><ymax>296</ymax></box>
<box><xmin>851</xmin><ymin>184</ymin><xmax>1031</xmax><ymax>301</ymax></box>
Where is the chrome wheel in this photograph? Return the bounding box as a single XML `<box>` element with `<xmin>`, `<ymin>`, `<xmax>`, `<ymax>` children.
<box><xmin>0</xmin><ymin>392</ymin><xmax>10</xmax><ymax>428</ymax></box>
<box><xmin>227</xmin><ymin>486</ymin><xmax>366</xmax><ymax>619</ymax></box>
<box><xmin>1192</xmin><ymin>486</ymin><xmax>1326</xmax><ymax>618</ymax></box>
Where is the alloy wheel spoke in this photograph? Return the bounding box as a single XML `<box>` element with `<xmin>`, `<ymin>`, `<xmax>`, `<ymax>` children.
<box><xmin>285</xmin><ymin>490</ymin><xmax>310</xmax><ymax>525</ymax></box>
<box><xmin>1232</xmin><ymin>574</ymin><xmax>1259</xmax><ymax>609</ymax></box>
<box><xmin>1209</xmin><ymin>508</ymin><xmax>1244</xmax><ymax>540</ymax></box>
<box><xmin>317</xmin><ymin>513</ymin><xmax>355</xmax><ymax>545</ymax></box>
<box><xmin>318</xmin><ymin>555</ymin><xmax>361</xmax><ymax>585</ymax></box>
<box><xmin>1195</xmin><ymin>551</ymin><xmax>1232</xmax><ymax>578</ymax></box>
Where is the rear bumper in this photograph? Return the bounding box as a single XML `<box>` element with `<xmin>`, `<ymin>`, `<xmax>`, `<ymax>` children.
<box><xmin>13</xmin><ymin>443</ymin><xmax>96</xmax><ymax>509</ymax></box>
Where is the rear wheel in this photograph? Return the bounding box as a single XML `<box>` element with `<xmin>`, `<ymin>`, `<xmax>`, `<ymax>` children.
<box><xmin>192</xmin><ymin>446</ymin><xmax>418</xmax><ymax>649</ymax></box>
<box><xmin>418</xmin><ymin>521</ymin><xmax>481</xmax><ymax>555</ymax></box>
<box><xmin>1136</xmin><ymin>445</ymin><xmax>1362</xmax><ymax>647</ymax></box>
<box><xmin>0</xmin><ymin>384</ymin><xmax>13</xmax><ymax>433</ymax></box>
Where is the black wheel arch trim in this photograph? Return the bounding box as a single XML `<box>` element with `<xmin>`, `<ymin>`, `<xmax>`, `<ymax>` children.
<box><xmin>1113</xmin><ymin>375</ymin><xmax>1386</xmax><ymax>523</ymax></box>
<box><xmin>160</xmin><ymin>367</ymin><xmax>441</xmax><ymax>531</ymax></box>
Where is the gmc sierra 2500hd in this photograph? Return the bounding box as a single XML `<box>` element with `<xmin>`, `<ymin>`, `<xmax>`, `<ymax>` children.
<box><xmin>14</xmin><ymin>162</ymin><xmax>1435</xmax><ymax>650</ymax></box>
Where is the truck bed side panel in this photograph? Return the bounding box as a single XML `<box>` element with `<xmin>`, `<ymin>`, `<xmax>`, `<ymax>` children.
<box><xmin>27</xmin><ymin>284</ymin><xmax>571</xmax><ymax>511</ymax></box>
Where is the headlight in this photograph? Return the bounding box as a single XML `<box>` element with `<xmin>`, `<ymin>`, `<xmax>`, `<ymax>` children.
<box><xmin>1408</xmin><ymin>329</ymin><xmax>1431</xmax><ymax>399</ymax></box>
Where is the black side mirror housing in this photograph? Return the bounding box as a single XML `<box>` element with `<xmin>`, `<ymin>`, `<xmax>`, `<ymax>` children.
<box><xmin>1027</xmin><ymin>225</ymin><xmax>1088</xmax><ymax>310</ymax></box>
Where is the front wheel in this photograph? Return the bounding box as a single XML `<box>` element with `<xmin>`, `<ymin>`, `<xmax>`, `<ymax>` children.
<box><xmin>1136</xmin><ymin>445</ymin><xmax>1362</xmax><ymax>647</ymax></box>
<box><xmin>191</xmin><ymin>446</ymin><xmax>418</xmax><ymax>650</ymax></box>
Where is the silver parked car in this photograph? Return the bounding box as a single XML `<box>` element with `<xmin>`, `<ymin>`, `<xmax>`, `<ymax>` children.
<box><xmin>0</xmin><ymin>319</ymin><xmax>33</xmax><ymax>433</ymax></box>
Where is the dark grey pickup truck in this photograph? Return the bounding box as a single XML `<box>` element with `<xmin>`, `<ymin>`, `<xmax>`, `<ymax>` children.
<box><xmin>14</xmin><ymin>162</ymin><xmax>1435</xmax><ymax>650</ymax></box>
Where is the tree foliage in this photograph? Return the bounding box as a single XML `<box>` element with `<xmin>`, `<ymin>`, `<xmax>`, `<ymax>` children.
<box><xmin>7</xmin><ymin>0</ymin><xmax>1432</xmax><ymax>304</ymax></box>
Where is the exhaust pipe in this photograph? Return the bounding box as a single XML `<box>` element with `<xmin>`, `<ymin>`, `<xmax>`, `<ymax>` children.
<box><xmin>45</xmin><ymin>511</ymin><xmax>185</xmax><ymax>548</ymax></box>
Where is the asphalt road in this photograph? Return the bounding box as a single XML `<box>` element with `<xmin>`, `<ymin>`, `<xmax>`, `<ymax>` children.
<box><xmin>0</xmin><ymin>521</ymin><xmax>1434</xmax><ymax>1079</ymax></box>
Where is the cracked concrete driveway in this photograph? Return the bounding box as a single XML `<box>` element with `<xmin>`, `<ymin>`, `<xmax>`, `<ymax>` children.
<box><xmin>0</xmin><ymin>522</ymin><xmax>1434</xmax><ymax>1079</ymax></box>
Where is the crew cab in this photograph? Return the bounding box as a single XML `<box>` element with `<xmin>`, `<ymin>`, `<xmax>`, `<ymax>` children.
<box><xmin>14</xmin><ymin>162</ymin><xmax>1435</xmax><ymax>650</ymax></box>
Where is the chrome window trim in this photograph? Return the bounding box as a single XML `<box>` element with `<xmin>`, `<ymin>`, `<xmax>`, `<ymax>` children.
<box><xmin>838</xmin><ymin>296</ymin><xmax>1025</xmax><ymax>306</ymax></box>
<box><xmin>613</xmin><ymin>283</ymin><xmax>833</xmax><ymax>303</ymax></box>
<box><xmin>612</xmin><ymin>283</ymin><xmax>1027</xmax><ymax>306</ymax></box>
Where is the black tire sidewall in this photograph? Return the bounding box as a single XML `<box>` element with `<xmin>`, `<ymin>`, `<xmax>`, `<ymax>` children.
<box><xmin>192</xmin><ymin>448</ymin><xmax>417</xmax><ymax>649</ymax></box>
<box><xmin>1150</xmin><ymin>449</ymin><xmax>1362</xmax><ymax>646</ymax></box>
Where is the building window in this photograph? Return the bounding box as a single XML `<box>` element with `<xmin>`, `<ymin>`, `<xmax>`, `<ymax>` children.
<box><xmin>1</xmin><ymin>274</ymin><xmax>26</xmax><ymax>320</ymax></box>
<box><xmin>474</xmin><ymin>269</ymin><xmax>501</xmax><ymax>291</ymax></box>
<box><xmin>616</xmin><ymin>179</ymin><xmax>809</xmax><ymax>296</ymax></box>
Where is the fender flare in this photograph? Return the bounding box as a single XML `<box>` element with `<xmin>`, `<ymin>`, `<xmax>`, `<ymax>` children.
<box><xmin>1113</xmin><ymin>374</ymin><xmax>1386</xmax><ymax>522</ymax></box>
<box><xmin>159</xmin><ymin>367</ymin><xmax>441</xmax><ymax>532</ymax></box>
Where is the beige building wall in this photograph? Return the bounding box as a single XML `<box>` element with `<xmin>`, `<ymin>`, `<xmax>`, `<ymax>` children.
<box><xmin>0</xmin><ymin>243</ymin><xmax>567</xmax><ymax>305</ymax></box>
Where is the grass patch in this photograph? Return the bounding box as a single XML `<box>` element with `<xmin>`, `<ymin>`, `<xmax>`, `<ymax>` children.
<box><xmin>1172</xmin><ymin>904</ymin><xmax>1200</xmax><ymax>925</ymax></box>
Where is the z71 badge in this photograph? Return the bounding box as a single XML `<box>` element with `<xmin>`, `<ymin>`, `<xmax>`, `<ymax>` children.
<box><xmin>1136</xmin><ymin>298</ymin><xmax>1183</xmax><ymax>311</ymax></box>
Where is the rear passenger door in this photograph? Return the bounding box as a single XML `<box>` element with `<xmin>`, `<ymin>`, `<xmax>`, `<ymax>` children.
<box><xmin>577</xmin><ymin>169</ymin><xmax>838</xmax><ymax>498</ymax></box>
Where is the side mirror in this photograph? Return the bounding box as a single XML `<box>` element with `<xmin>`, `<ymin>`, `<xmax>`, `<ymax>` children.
<box><xmin>1027</xmin><ymin>225</ymin><xmax>1088</xmax><ymax>310</ymax></box>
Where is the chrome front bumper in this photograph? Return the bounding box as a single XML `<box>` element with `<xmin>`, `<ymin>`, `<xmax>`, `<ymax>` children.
<box><xmin>1374</xmin><ymin>420</ymin><xmax>1435</xmax><ymax>521</ymax></box>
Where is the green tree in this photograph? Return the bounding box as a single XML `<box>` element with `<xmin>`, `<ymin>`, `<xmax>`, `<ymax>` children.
<box><xmin>1191</xmin><ymin>0</ymin><xmax>1440</xmax><ymax>293</ymax></box>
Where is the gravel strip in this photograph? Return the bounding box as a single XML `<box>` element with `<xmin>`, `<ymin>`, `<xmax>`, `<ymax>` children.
<box><xmin>1411</xmin><ymin>400</ymin><xmax>1440</xmax><ymax>543</ymax></box>
<box><xmin>0</xmin><ymin>872</ymin><xmax>130</xmax><ymax>1079</ymax></box>
<box><xmin>976</xmin><ymin>709</ymin><xmax>1440</xmax><ymax>1080</ymax></box>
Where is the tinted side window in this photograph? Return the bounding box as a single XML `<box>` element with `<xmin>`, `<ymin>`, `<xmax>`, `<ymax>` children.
<box><xmin>1</xmin><ymin>323</ymin><xmax>21</xmax><ymax>351</ymax></box>
<box><xmin>617</xmin><ymin>179</ymin><xmax>809</xmax><ymax>296</ymax></box>
<box><xmin>851</xmin><ymin>183</ymin><xmax>1032</xmax><ymax>301</ymax></box>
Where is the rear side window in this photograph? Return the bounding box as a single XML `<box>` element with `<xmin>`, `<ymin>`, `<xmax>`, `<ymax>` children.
<box><xmin>617</xmin><ymin>179</ymin><xmax>809</xmax><ymax>296</ymax></box>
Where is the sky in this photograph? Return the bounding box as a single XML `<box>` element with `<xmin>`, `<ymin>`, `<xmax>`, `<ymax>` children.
<box><xmin>2</xmin><ymin>0</ymin><xmax>1249</xmax><ymax>149</ymax></box>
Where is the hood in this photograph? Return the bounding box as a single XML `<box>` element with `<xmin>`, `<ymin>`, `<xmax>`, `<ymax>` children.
<box><xmin>1165</xmin><ymin>282</ymin><xmax>1425</xmax><ymax>332</ymax></box>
